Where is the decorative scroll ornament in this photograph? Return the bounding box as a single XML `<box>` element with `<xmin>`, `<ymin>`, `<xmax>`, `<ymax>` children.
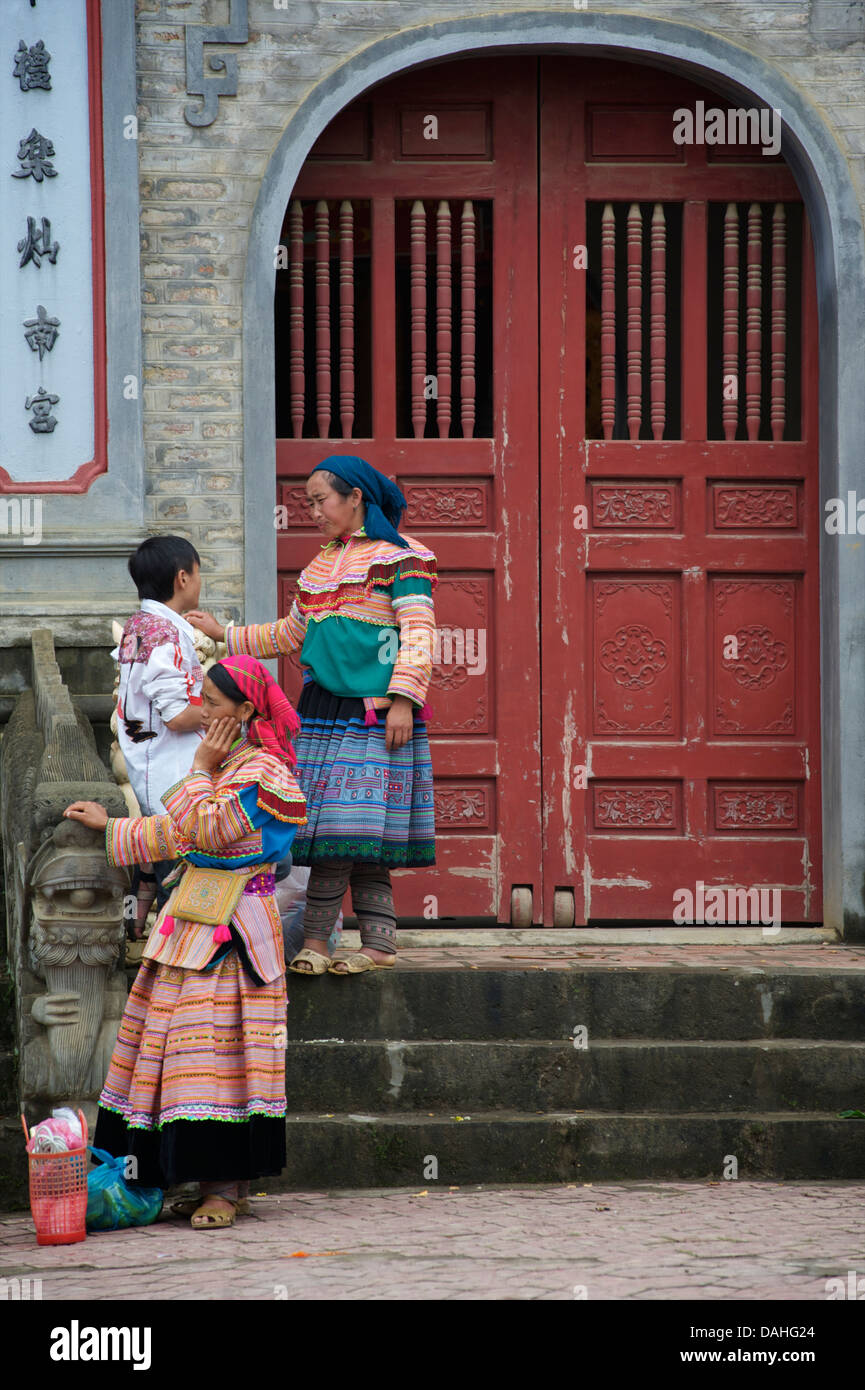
<box><xmin>593</xmin><ymin>486</ymin><xmax>673</xmax><ymax>527</ymax></box>
<box><xmin>184</xmin><ymin>0</ymin><xmax>249</xmax><ymax>128</ymax></box>
<box><xmin>716</xmin><ymin>788</ymin><xmax>797</xmax><ymax>829</ymax></box>
<box><xmin>406</xmin><ymin>485</ymin><xmax>486</xmax><ymax>526</ymax></box>
<box><xmin>595</xmin><ymin>787</ymin><xmax>677</xmax><ymax>830</ymax></box>
<box><xmin>726</xmin><ymin>625</ymin><xmax>788</xmax><ymax>689</ymax></box>
<box><xmin>434</xmin><ymin>787</ymin><xmax>487</xmax><ymax>824</ymax></box>
<box><xmin>600</xmin><ymin>623</ymin><xmax>668</xmax><ymax>689</ymax></box>
<box><xmin>12</xmin><ymin>128</ymin><xmax>57</xmax><ymax>182</ymax></box>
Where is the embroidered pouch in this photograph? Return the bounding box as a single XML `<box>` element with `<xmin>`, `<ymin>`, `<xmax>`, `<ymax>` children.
<box><xmin>169</xmin><ymin>864</ymin><xmax>254</xmax><ymax>926</ymax></box>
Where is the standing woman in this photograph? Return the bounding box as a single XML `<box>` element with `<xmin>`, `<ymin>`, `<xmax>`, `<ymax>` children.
<box><xmin>63</xmin><ymin>655</ymin><xmax>307</xmax><ymax>1229</ymax></box>
<box><xmin>189</xmin><ymin>456</ymin><xmax>437</xmax><ymax>975</ymax></box>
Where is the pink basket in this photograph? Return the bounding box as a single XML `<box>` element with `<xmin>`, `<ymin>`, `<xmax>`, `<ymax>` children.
<box><xmin>21</xmin><ymin>1110</ymin><xmax>89</xmax><ymax>1246</ymax></box>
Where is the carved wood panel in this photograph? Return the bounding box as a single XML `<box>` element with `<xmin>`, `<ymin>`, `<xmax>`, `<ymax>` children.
<box><xmin>711</xmin><ymin>577</ymin><xmax>798</xmax><ymax>736</ymax></box>
<box><xmin>592</xmin><ymin>577</ymin><xmax>679</xmax><ymax>736</ymax></box>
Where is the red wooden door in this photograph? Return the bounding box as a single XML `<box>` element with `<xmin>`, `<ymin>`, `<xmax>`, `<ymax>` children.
<box><xmin>539</xmin><ymin>59</ymin><xmax>821</xmax><ymax>923</ymax></box>
<box><xmin>275</xmin><ymin>60</ymin><xmax>541</xmax><ymax>920</ymax></box>
<box><xmin>275</xmin><ymin>56</ymin><xmax>822</xmax><ymax>925</ymax></box>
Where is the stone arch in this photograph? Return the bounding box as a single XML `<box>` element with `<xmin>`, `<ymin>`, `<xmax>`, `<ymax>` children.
<box><xmin>242</xmin><ymin>12</ymin><xmax>865</xmax><ymax>936</ymax></box>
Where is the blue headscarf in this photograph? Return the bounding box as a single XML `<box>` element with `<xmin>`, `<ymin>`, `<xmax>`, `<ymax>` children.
<box><xmin>311</xmin><ymin>455</ymin><xmax>410</xmax><ymax>549</ymax></box>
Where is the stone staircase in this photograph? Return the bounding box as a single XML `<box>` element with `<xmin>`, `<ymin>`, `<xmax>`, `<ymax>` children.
<box><xmin>277</xmin><ymin>960</ymin><xmax>865</xmax><ymax>1186</ymax></box>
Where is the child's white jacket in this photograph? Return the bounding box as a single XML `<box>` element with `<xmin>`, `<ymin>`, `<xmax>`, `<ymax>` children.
<box><xmin>113</xmin><ymin>600</ymin><xmax>203</xmax><ymax>814</ymax></box>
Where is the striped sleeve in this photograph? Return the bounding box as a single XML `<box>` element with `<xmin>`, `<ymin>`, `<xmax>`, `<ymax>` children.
<box><xmin>105</xmin><ymin>814</ymin><xmax>178</xmax><ymax>868</ymax></box>
<box><xmin>387</xmin><ymin>576</ymin><xmax>436</xmax><ymax>706</ymax></box>
<box><xmin>160</xmin><ymin>770</ymin><xmax>258</xmax><ymax>851</ymax></box>
<box><xmin>226</xmin><ymin>599</ymin><xmax>307</xmax><ymax>659</ymax></box>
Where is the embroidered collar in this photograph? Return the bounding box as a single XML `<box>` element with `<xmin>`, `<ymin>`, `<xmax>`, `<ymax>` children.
<box><xmin>220</xmin><ymin>734</ymin><xmax>252</xmax><ymax>768</ymax></box>
<box><xmin>324</xmin><ymin>524</ymin><xmax>367</xmax><ymax>550</ymax></box>
<box><xmin>140</xmin><ymin>598</ymin><xmax>196</xmax><ymax>642</ymax></box>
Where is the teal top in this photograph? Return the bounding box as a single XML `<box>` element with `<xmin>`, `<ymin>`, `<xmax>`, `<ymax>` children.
<box><xmin>299</xmin><ymin>575</ymin><xmax>433</xmax><ymax>701</ymax></box>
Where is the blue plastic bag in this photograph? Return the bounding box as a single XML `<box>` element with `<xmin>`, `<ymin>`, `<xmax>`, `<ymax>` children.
<box><xmin>86</xmin><ymin>1148</ymin><xmax>163</xmax><ymax>1232</ymax></box>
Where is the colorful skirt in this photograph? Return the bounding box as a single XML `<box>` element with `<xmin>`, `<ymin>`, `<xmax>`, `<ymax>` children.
<box><xmin>289</xmin><ymin>680</ymin><xmax>436</xmax><ymax>867</ymax></box>
<box><xmin>94</xmin><ymin>950</ymin><xmax>287</xmax><ymax>1188</ymax></box>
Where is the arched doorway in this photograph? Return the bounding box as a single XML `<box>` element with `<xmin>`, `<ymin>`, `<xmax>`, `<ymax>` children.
<box><xmin>270</xmin><ymin>54</ymin><xmax>822</xmax><ymax>926</ymax></box>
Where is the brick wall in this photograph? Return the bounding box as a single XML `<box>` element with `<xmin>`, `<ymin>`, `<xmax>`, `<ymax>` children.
<box><xmin>134</xmin><ymin>0</ymin><xmax>865</xmax><ymax>619</ymax></box>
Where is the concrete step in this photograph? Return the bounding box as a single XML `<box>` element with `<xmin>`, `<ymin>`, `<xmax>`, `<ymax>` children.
<box><xmin>284</xmin><ymin>1038</ymin><xmax>865</xmax><ymax>1115</ymax></box>
<box><xmin>285</xmin><ymin>967</ymin><xmax>865</xmax><ymax>1040</ymax></box>
<box><xmin>276</xmin><ymin>1111</ymin><xmax>865</xmax><ymax>1185</ymax></box>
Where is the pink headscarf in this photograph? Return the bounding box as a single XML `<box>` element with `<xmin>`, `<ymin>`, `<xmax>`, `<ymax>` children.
<box><xmin>214</xmin><ymin>655</ymin><xmax>301</xmax><ymax>769</ymax></box>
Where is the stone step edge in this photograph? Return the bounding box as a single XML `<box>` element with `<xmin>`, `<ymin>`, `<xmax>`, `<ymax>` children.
<box><xmin>366</xmin><ymin>928</ymin><xmax>838</xmax><ymax>946</ymax></box>
<box><xmin>287</xmin><ymin>1038</ymin><xmax>865</xmax><ymax>1049</ymax></box>
<box><xmin>283</xmin><ymin>1110</ymin><xmax>865</xmax><ymax>1124</ymax></box>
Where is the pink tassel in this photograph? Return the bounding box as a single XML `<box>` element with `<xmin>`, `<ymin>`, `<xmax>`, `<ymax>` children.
<box><xmin>158</xmin><ymin>915</ymin><xmax>175</xmax><ymax>937</ymax></box>
<box><xmin>365</xmin><ymin>707</ymin><xmax>378</xmax><ymax>726</ymax></box>
<box><xmin>420</xmin><ymin>700</ymin><xmax>432</xmax><ymax>721</ymax></box>
<box><xmin>212</xmin><ymin>923</ymin><xmax>231</xmax><ymax>944</ymax></box>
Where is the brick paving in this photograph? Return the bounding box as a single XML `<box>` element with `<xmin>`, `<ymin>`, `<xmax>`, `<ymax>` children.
<box><xmin>2</xmin><ymin>1182</ymin><xmax>863</xmax><ymax>1300</ymax></box>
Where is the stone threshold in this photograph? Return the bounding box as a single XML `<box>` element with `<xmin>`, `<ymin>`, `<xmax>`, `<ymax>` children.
<box><xmin>341</xmin><ymin>926</ymin><xmax>838</xmax><ymax>948</ymax></box>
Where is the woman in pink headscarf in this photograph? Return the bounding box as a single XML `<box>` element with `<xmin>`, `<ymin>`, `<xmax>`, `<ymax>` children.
<box><xmin>64</xmin><ymin>656</ymin><xmax>306</xmax><ymax>1230</ymax></box>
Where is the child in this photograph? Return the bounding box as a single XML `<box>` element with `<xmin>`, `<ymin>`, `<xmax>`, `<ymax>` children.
<box><xmin>115</xmin><ymin>535</ymin><xmax>205</xmax><ymax>931</ymax></box>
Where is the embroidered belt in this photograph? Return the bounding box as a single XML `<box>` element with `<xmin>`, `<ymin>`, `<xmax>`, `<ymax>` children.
<box><xmin>244</xmin><ymin>871</ymin><xmax>275</xmax><ymax>895</ymax></box>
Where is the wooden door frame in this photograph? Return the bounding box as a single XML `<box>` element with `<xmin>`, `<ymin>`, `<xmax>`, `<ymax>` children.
<box><xmin>240</xmin><ymin>15</ymin><xmax>865</xmax><ymax>937</ymax></box>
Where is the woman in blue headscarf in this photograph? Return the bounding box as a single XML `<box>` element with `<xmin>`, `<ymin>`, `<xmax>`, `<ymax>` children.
<box><xmin>190</xmin><ymin>457</ymin><xmax>438</xmax><ymax>974</ymax></box>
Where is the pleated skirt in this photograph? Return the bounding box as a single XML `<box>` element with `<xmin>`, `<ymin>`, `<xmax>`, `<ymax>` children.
<box><xmin>289</xmin><ymin>680</ymin><xmax>436</xmax><ymax>867</ymax></box>
<box><xmin>94</xmin><ymin>950</ymin><xmax>286</xmax><ymax>1187</ymax></box>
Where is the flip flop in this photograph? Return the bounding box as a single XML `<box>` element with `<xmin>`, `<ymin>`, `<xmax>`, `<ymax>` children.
<box><xmin>328</xmin><ymin>952</ymin><xmax>396</xmax><ymax>975</ymax></box>
<box><xmin>190</xmin><ymin>1196</ymin><xmax>248</xmax><ymax>1230</ymax></box>
<box><xmin>288</xmin><ymin>948</ymin><xmax>331</xmax><ymax>976</ymax></box>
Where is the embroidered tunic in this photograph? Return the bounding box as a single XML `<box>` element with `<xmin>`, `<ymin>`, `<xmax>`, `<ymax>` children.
<box><xmin>113</xmin><ymin>599</ymin><xmax>204</xmax><ymax>814</ymax></box>
<box><xmin>226</xmin><ymin>526</ymin><xmax>438</xmax><ymax>710</ymax></box>
<box><xmin>105</xmin><ymin>739</ymin><xmax>307</xmax><ymax>984</ymax></box>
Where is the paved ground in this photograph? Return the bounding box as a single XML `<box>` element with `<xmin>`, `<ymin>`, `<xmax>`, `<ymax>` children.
<box><xmin>6</xmin><ymin>940</ymin><xmax>862</xmax><ymax>1301</ymax></box>
<box><xmin>2</xmin><ymin>1181</ymin><xmax>863</xmax><ymax>1300</ymax></box>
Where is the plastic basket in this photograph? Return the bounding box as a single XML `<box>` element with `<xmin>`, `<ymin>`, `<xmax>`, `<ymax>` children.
<box><xmin>21</xmin><ymin>1110</ymin><xmax>89</xmax><ymax>1246</ymax></box>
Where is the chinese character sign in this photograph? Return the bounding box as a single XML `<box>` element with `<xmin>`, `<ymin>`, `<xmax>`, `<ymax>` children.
<box><xmin>1</xmin><ymin>0</ymin><xmax>95</xmax><ymax>486</ymax></box>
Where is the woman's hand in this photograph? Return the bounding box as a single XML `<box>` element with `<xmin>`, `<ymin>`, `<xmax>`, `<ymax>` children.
<box><xmin>187</xmin><ymin>610</ymin><xmax>226</xmax><ymax>641</ymax></box>
<box><xmin>192</xmin><ymin>716</ymin><xmax>238</xmax><ymax>773</ymax></box>
<box><xmin>384</xmin><ymin>695</ymin><xmax>414</xmax><ymax>751</ymax></box>
<box><xmin>63</xmin><ymin>801</ymin><xmax>109</xmax><ymax>830</ymax></box>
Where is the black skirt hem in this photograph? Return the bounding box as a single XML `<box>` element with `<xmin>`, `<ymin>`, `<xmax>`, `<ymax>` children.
<box><xmin>93</xmin><ymin>1105</ymin><xmax>287</xmax><ymax>1188</ymax></box>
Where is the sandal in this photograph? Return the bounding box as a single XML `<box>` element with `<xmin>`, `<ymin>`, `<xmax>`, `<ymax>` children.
<box><xmin>170</xmin><ymin>1195</ymin><xmax>250</xmax><ymax>1220</ymax></box>
<box><xmin>190</xmin><ymin>1195</ymin><xmax>247</xmax><ymax>1230</ymax></box>
<box><xmin>328</xmin><ymin>952</ymin><xmax>396</xmax><ymax>975</ymax></box>
<box><xmin>288</xmin><ymin>948</ymin><xmax>331</xmax><ymax>976</ymax></box>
